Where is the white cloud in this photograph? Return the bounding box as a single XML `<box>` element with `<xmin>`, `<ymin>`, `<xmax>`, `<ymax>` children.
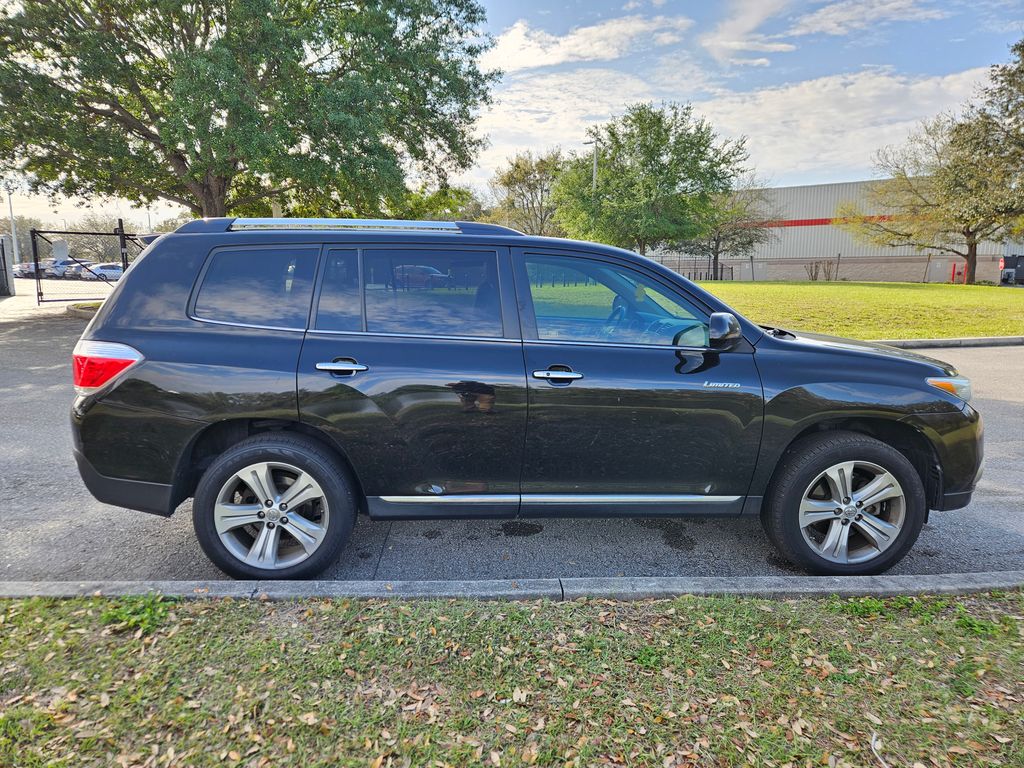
<box><xmin>787</xmin><ymin>0</ymin><xmax>950</xmax><ymax>37</ymax></box>
<box><xmin>467</xmin><ymin>68</ymin><xmax>657</xmax><ymax>185</ymax></box>
<box><xmin>482</xmin><ymin>15</ymin><xmax>695</xmax><ymax>73</ymax></box>
<box><xmin>697</xmin><ymin>67</ymin><xmax>985</xmax><ymax>180</ymax></box>
<box><xmin>701</xmin><ymin>0</ymin><xmax>795</xmax><ymax>65</ymax></box>
<box><xmin>462</xmin><ymin>65</ymin><xmax>987</xmax><ymax>188</ymax></box>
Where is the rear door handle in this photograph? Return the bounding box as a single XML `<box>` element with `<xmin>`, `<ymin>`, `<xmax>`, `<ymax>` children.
<box><xmin>532</xmin><ymin>369</ymin><xmax>584</xmax><ymax>381</ymax></box>
<box><xmin>316</xmin><ymin>360</ymin><xmax>369</xmax><ymax>375</ymax></box>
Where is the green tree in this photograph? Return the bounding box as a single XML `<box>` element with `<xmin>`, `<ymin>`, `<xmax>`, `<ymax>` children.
<box><xmin>678</xmin><ymin>176</ymin><xmax>778</xmax><ymax>279</ymax></box>
<box><xmin>954</xmin><ymin>38</ymin><xmax>1024</xmax><ymax>240</ymax></box>
<box><xmin>552</xmin><ymin>103</ymin><xmax>746</xmax><ymax>256</ymax></box>
<box><xmin>836</xmin><ymin>115</ymin><xmax>1017</xmax><ymax>284</ymax></box>
<box><xmin>0</xmin><ymin>0</ymin><xmax>496</xmax><ymax>218</ymax></box>
<box><xmin>153</xmin><ymin>212</ymin><xmax>197</xmax><ymax>233</ymax></box>
<box><xmin>0</xmin><ymin>215</ymin><xmax>48</xmax><ymax>263</ymax></box>
<box><xmin>389</xmin><ymin>185</ymin><xmax>483</xmax><ymax>221</ymax></box>
<box><xmin>486</xmin><ymin>150</ymin><xmax>564</xmax><ymax>235</ymax></box>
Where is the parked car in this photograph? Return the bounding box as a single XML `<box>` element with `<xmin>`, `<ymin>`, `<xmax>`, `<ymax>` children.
<box><xmin>80</xmin><ymin>262</ymin><xmax>123</xmax><ymax>282</ymax></box>
<box><xmin>13</xmin><ymin>259</ymin><xmax>53</xmax><ymax>278</ymax></box>
<box><xmin>999</xmin><ymin>255</ymin><xmax>1024</xmax><ymax>286</ymax></box>
<box><xmin>393</xmin><ymin>263</ymin><xmax>452</xmax><ymax>289</ymax></box>
<box><xmin>71</xmin><ymin>217</ymin><xmax>983</xmax><ymax>580</ymax></box>
<box><xmin>46</xmin><ymin>258</ymin><xmax>93</xmax><ymax>278</ymax></box>
<box><xmin>64</xmin><ymin>261</ymin><xmax>96</xmax><ymax>279</ymax></box>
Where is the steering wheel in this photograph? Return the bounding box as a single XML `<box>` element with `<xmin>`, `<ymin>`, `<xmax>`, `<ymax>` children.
<box><xmin>602</xmin><ymin>303</ymin><xmax>628</xmax><ymax>338</ymax></box>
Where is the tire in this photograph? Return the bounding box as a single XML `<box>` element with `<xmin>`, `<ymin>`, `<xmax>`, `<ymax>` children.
<box><xmin>193</xmin><ymin>433</ymin><xmax>357</xmax><ymax>579</ymax></box>
<box><xmin>761</xmin><ymin>431</ymin><xmax>926</xmax><ymax>576</ymax></box>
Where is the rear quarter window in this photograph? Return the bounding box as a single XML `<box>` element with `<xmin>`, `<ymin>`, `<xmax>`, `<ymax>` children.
<box><xmin>193</xmin><ymin>246</ymin><xmax>318</xmax><ymax>329</ymax></box>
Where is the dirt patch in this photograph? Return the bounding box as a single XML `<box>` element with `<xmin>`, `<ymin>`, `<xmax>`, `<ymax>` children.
<box><xmin>633</xmin><ymin>519</ymin><xmax>696</xmax><ymax>552</ymax></box>
<box><xmin>500</xmin><ymin>521</ymin><xmax>544</xmax><ymax>537</ymax></box>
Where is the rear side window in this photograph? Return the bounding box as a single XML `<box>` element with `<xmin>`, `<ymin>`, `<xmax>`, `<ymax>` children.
<box><xmin>315</xmin><ymin>249</ymin><xmax>361</xmax><ymax>331</ymax></box>
<box><xmin>194</xmin><ymin>247</ymin><xmax>317</xmax><ymax>329</ymax></box>
<box><xmin>362</xmin><ymin>249</ymin><xmax>502</xmax><ymax>337</ymax></box>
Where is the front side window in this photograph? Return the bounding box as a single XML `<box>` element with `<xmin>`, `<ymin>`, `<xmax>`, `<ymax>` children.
<box><xmin>194</xmin><ymin>247</ymin><xmax>317</xmax><ymax>328</ymax></box>
<box><xmin>362</xmin><ymin>249</ymin><xmax>502</xmax><ymax>337</ymax></box>
<box><xmin>524</xmin><ymin>253</ymin><xmax>709</xmax><ymax>347</ymax></box>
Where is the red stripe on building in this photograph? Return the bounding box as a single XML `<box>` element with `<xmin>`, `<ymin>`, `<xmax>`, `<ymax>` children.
<box><xmin>761</xmin><ymin>215</ymin><xmax>895</xmax><ymax>228</ymax></box>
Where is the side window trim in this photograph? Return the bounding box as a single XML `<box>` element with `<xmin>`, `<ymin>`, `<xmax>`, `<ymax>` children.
<box><xmin>310</xmin><ymin>246</ymin><xmax>363</xmax><ymax>332</ymax></box>
<box><xmin>511</xmin><ymin>247</ymin><xmax>714</xmax><ymax>350</ymax></box>
<box><xmin>309</xmin><ymin>244</ymin><xmax>518</xmax><ymax>340</ymax></box>
<box><xmin>188</xmin><ymin>243</ymin><xmax>321</xmax><ymax>332</ymax></box>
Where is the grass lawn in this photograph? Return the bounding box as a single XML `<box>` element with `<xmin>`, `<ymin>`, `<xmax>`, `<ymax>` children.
<box><xmin>697</xmin><ymin>281</ymin><xmax>1024</xmax><ymax>340</ymax></box>
<box><xmin>2</xmin><ymin>593</ymin><xmax>1022</xmax><ymax>767</ymax></box>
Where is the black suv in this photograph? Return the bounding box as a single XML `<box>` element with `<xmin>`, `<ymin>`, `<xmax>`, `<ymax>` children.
<box><xmin>72</xmin><ymin>218</ymin><xmax>983</xmax><ymax>579</ymax></box>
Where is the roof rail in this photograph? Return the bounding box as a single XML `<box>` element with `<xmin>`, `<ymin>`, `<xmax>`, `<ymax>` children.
<box><xmin>231</xmin><ymin>217</ymin><xmax>460</xmax><ymax>232</ymax></box>
<box><xmin>174</xmin><ymin>217</ymin><xmax>524</xmax><ymax>236</ymax></box>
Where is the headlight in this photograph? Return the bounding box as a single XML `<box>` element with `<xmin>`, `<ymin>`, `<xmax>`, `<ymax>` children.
<box><xmin>927</xmin><ymin>375</ymin><xmax>972</xmax><ymax>403</ymax></box>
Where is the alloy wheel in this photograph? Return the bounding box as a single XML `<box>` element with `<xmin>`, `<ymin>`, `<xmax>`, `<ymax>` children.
<box><xmin>798</xmin><ymin>460</ymin><xmax>906</xmax><ymax>565</ymax></box>
<box><xmin>213</xmin><ymin>461</ymin><xmax>330</xmax><ymax>570</ymax></box>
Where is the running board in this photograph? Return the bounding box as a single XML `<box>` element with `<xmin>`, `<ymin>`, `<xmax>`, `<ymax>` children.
<box><xmin>367</xmin><ymin>494</ymin><xmax>745</xmax><ymax>520</ymax></box>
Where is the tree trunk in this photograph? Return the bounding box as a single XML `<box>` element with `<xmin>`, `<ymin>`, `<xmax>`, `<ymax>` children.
<box><xmin>712</xmin><ymin>251</ymin><xmax>720</xmax><ymax>281</ymax></box>
<box><xmin>637</xmin><ymin>241</ymin><xmax>647</xmax><ymax>256</ymax></box>
<box><xmin>964</xmin><ymin>238</ymin><xmax>977</xmax><ymax>284</ymax></box>
<box><xmin>199</xmin><ymin>176</ymin><xmax>230</xmax><ymax>218</ymax></box>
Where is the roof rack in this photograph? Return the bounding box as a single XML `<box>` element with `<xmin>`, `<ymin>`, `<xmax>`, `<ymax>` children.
<box><xmin>232</xmin><ymin>217</ymin><xmax>461</xmax><ymax>232</ymax></box>
<box><xmin>217</xmin><ymin>218</ymin><xmax>523</xmax><ymax>235</ymax></box>
<box><xmin>174</xmin><ymin>217</ymin><xmax>523</xmax><ymax>236</ymax></box>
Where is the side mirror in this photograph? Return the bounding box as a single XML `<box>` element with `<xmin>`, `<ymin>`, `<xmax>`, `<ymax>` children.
<box><xmin>708</xmin><ymin>312</ymin><xmax>742</xmax><ymax>350</ymax></box>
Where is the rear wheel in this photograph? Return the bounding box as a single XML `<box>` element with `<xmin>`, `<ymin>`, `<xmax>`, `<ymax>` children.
<box><xmin>193</xmin><ymin>433</ymin><xmax>356</xmax><ymax>579</ymax></box>
<box><xmin>761</xmin><ymin>431</ymin><xmax>926</xmax><ymax>575</ymax></box>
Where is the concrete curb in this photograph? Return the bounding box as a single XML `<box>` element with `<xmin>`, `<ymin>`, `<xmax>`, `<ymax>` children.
<box><xmin>559</xmin><ymin>571</ymin><xmax>1024</xmax><ymax>600</ymax></box>
<box><xmin>2</xmin><ymin>570</ymin><xmax>1022</xmax><ymax>601</ymax></box>
<box><xmin>66</xmin><ymin>304</ymin><xmax>99</xmax><ymax>320</ymax></box>
<box><xmin>0</xmin><ymin>578</ymin><xmax>563</xmax><ymax>602</ymax></box>
<box><xmin>872</xmin><ymin>336</ymin><xmax>1024</xmax><ymax>349</ymax></box>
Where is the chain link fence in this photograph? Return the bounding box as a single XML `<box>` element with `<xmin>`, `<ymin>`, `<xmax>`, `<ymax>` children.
<box><xmin>649</xmin><ymin>253</ymin><xmax>1002</xmax><ymax>284</ymax></box>
<box><xmin>24</xmin><ymin>220</ymin><xmax>147</xmax><ymax>303</ymax></box>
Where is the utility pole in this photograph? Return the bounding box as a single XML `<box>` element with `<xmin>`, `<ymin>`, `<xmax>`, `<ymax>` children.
<box><xmin>5</xmin><ymin>184</ymin><xmax>19</xmax><ymax>263</ymax></box>
<box><xmin>583</xmin><ymin>138</ymin><xmax>599</xmax><ymax>192</ymax></box>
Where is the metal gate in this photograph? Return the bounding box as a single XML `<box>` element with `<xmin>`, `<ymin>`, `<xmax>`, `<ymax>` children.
<box><xmin>0</xmin><ymin>237</ymin><xmax>10</xmax><ymax>296</ymax></box>
<box><xmin>29</xmin><ymin>219</ymin><xmax>147</xmax><ymax>303</ymax></box>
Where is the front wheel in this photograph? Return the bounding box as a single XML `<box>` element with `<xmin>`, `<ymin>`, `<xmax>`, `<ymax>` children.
<box><xmin>762</xmin><ymin>431</ymin><xmax>926</xmax><ymax>575</ymax></box>
<box><xmin>193</xmin><ymin>433</ymin><xmax>356</xmax><ymax>579</ymax></box>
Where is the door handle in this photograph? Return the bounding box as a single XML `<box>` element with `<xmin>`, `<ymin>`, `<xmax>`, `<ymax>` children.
<box><xmin>316</xmin><ymin>360</ymin><xmax>369</xmax><ymax>375</ymax></box>
<box><xmin>532</xmin><ymin>369</ymin><xmax>584</xmax><ymax>381</ymax></box>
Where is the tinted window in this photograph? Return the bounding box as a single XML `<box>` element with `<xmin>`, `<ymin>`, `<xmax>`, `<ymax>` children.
<box><xmin>524</xmin><ymin>254</ymin><xmax>708</xmax><ymax>347</ymax></box>
<box><xmin>363</xmin><ymin>249</ymin><xmax>502</xmax><ymax>337</ymax></box>
<box><xmin>195</xmin><ymin>247</ymin><xmax>317</xmax><ymax>328</ymax></box>
<box><xmin>315</xmin><ymin>249</ymin><xmax>361</xmax><ymax>331</ymax></box>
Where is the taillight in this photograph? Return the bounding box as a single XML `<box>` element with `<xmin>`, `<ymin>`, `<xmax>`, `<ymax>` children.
<box><xmin>72</xmin><ymin>340</ymin><xmax>143</xmax><ymax>396</ymax></box>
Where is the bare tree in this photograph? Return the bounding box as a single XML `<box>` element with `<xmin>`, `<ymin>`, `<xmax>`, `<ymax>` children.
<box><xmin>485</xmin><ymin>150</ymin><xmax>565</xmax><ymax>235</ymax></box>
<box><xmin>678</xmin><ymin>176</ymin><xmax>778</xmax><ymax>279</ymax></box>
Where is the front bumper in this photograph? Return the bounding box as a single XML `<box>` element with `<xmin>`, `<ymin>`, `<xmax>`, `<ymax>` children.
<box><xmin>907</xmin><ymin>403</ymin><xmax>984</xmax><ymax>511</ymax></box>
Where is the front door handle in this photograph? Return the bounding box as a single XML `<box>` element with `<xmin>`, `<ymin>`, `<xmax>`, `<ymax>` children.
<box><xmin>316</xmin><ymin>360</ymin><xmax>369</xmax><ymax>375</ymax></box>
<box><xmin>532</xmin><ymin>368</ymin><xmax>584</xmax><ymax>381</ymax></box>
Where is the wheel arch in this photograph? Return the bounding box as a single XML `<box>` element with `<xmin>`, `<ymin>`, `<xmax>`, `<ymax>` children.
<box><xmin>169</xmin><ymin>418</ymin><xmax>367</xmax><ymax>514</ymax></box>
<box><xmin>758</xmin><ymin>416</ymin><xmax>942</xmax><ymax>511</ymax></box>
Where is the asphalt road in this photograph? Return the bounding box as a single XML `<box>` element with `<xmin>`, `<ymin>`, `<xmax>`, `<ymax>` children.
<box><xmin>2</xmin><ymin>312</ymin><xmax>1021</xmax><ymax>581</ymax></box>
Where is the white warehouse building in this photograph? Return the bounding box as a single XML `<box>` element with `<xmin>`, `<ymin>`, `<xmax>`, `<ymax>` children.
<box><xmin>658</xmin><ymin>180</ymin><xmax>1006</xmax><ymax>283</ymax></box>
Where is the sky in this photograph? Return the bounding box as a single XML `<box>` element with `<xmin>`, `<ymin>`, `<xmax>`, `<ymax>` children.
<box><xmin>7</xmin><ymin>0</ymin><xmax>1024</xmax><ymax>227</ymax></box>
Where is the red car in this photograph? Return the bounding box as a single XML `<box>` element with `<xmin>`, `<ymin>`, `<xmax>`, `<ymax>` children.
<box><xmin>393</xmin><ymin>264</ymin><xmax>452</xmax><ymax>289</ymax></box>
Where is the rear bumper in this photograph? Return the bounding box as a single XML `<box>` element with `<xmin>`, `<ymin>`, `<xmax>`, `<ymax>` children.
<box><xmin>73</xmin><ymin>447</ymin><xmax>175</xmax><ymax>517</ymax></box>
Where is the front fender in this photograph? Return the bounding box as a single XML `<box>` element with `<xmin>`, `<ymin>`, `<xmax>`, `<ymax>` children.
<box><xmin>746</xmin><ymin>380</ymin><xmax>960</xmax><ymax>499</ymax></box>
